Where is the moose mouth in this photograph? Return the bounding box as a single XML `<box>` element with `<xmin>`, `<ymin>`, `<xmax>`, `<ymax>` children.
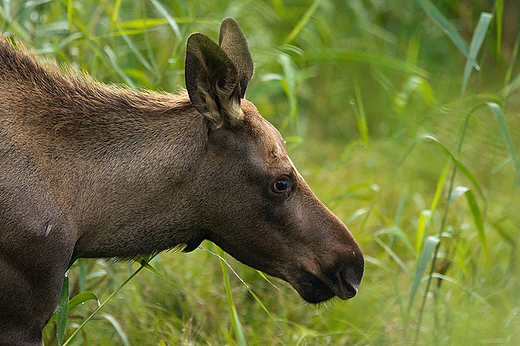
<box><xmin>294</xmin><ymin>269</ymin><xmax>359</xmax><ymax>304</ymax></box>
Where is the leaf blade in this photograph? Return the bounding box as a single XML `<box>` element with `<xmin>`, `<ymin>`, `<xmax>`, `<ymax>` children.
<box><xmin>56</xmin><ymin>274</ymin><xmax>69</xmax><ymax>346</ymax></box>
<box><xmin>408</xmin><ymin>236</ymin><xmax>440</xmax><ymax>313</ymax></box>
<box><xmin>416</xmin><ymin>0</ymin><xmax>469</xmax><ymax>57</ymax></box>
<box><xmin>461</xmin><ymin>12</ymin><xmax>493</xmax><ymax>98</ymax></box>
<box><xmin>150</xmin><ymin>0</ymin><xmax>181</xmax><ymax>40</ymax></box>
<box><xmin>283</xmin><ymin>0</ymin><xmax>323</xmax><ymax>44</ymax></box>
<box><xmin>487</xmin><ymin>102</ymin><xmax>520</xmax><ymax>184</ymax></box>
<box><xmin>100</xmin><ymin>313</ymin><xmax>132</xmax><ymax>346</ymax></box>
<box><xmin>465</xmin><ymin>189</ymin><xmax>489</xmax><ymax>263</ymax></box>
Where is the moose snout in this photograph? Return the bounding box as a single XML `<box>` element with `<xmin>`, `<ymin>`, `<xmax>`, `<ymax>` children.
<box><xmin>328</xmin><ymin>251</ymin><xmax>364</xmax><ymax>300</ymax></box>
<box><xmin>294</xmin><ymin>246</ymin><xmax>364</xmax><ymax>304</ymax></box>
<box><xmin>286</xmin><ymin>192</ymin><xmax>365</xmax><ymax>303</ymax></box>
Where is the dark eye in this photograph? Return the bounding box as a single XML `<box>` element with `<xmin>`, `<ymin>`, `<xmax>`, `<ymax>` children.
<box><xmin>272</xmin><ymin>177</ymin><xmax>291</xmax><ymax>194</ymax></box>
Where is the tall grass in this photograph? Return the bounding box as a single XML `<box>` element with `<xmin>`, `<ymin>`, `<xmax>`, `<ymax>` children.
<box><xmin>1</xmin><ymin>0</ymin><xmax>519</xmax><ymax>344</ymax></box>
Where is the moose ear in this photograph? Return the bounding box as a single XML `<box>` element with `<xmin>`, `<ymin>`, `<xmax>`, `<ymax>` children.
<box><xmin>185</xmin><ymin>33</ymin><xmax>243</xmax><ymax>129</ymax></box>
<box><xmin>219</xmin><ymin>18</ymin><xmax>254</xmax><ymax>98</ymax></box>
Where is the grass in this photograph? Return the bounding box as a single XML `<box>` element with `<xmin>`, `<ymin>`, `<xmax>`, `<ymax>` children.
<box><xmin>2</xmin><ymin>0</ymin><xmax>520</xmax><ymax>344</ymax></box>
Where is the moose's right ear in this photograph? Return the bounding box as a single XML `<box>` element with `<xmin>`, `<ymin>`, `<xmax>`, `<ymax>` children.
<box><xmin>185</xmin><ymin>33</ymin><xmax>243</xmax><ymax>129</ymax></box>
<box><xmin>219</xmin><ymin>18</ymin><xmax>254</xmax><ymax>98</ymax></box>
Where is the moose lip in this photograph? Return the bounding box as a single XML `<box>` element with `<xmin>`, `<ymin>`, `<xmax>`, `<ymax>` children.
<box><xmin>294</xmin><ymin>270</ymin><xmax>356</xmax><ymax>304</ymax></box>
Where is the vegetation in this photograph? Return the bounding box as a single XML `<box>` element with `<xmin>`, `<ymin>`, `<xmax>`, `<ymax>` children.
<box><xmin>1</xmin><ymin>0</ymin><xmax>519</xmax><ymax>344</ymax></box>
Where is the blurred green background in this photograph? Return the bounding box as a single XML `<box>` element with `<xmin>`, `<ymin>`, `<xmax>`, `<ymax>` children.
<box><xmin>2</xmin><ymin>0</ymin><xmax>519</xmax><ymax>345</ymax></box>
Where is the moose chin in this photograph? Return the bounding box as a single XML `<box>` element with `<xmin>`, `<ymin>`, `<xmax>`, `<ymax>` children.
<box><xmin>0</xmin><ymin>18</ymin><xmax>363</xmax><ymax>345</ymax></box>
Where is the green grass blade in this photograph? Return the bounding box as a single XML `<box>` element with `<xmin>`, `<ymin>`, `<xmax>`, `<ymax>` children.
<box><xmin>465</xmin><ymin>189</ymin><xmax>489</xmax><ymax>263</ymax></box>
<box><xmin>140</xmin><ymin>2</ymin><xmax>160</xmax><ymax>80</ymax></box>
<box><xmin>296</xmin><ymin>51</ymin><xmax>429</xmax><ymax>77</ymax></box>
<box><xmin>406</xmin><ymin>34</ymin><xmax>421</xmax><ymax>65</ymax></box>
<box><xmin>353</xmin><ymin>83</ymin><xmax>369</xmax><ymax>146</ymax></box>
<box><xmin>62</xmin><ymin>264</ymin><xmax>145</xmax><ymax>346</ymax></box>
<box><xmin>78</xmin><ymin>258</ymin><xmax>86</xmax><ymax>292</ymax></box>
<box><xmin>120</xmin><ymin>18</ymin><xmax>168</xmax><ymax>29</ymax></box>
<box><xmin>119</xmin><ymin>17</ymin><xmax>209</xmax><ymax>30</ymax></box>
<box><xmin>0</xmin><ymin>5</ymin><xmax>30</xmax><ymax>40</ymax></box>
<box><xmin>47</xmin><ymin>292</ymin><xmax>99</xmax><ymax>325</ymax></box>
<box><xmin>375</xmin><ymin>237</ymin><xmax>413</xmax><ymax>278</ymax></box>
<box><xmin>501</xmin><ymin>71</ymin><xmax>520</xmax><ymax>99</ymax></box>
<box><xmin>450</xmin><ymin>185</ymin><xmax>469</xmax><ymax>203</ymax></box>
<box><xmin>104</xmin><ymin>45</ymin><xmax>137</xmax><ymax>89</ymax></box>
<box><xmin>415</xmin><ymin>163</ymin><xmax>448</xmax><ymax>254</ymax></box>
<box><xmin>461</xmin><ymin>12</ymin><xmax>493</xmax><ymax>98</ymax></box>
<box><xmin>117</xmin><ymin>26</ymin><xmax>154</xmax><ymax>73</ymax></box>
<box><xmin>392</xmin><ymin>271</ymin><xmax>407</xmax><ymax>323</ymax></box>
<box><xmin>495</xmin><ymin>0</ymin><xmax>503</xmax><ymax>57</ymax></box>
<box><xmin>418</xmin><ymin>134</ymin><xmax>485</xmax><ymax>199</ymax></box>
<box><xmin>56</xmin><ymin>273</ymin><xmax>69</xmax><ymax>346</ymax></box>
<box><xmin>283</xmin><ymin>0</ymin><xmax>322</xmax><ymax>44</ymax></box>
<box><xmin>68</xmin><ymin>291</ymin><xmax>99</xmax><ymax>310</ymax></box>
<box><xmin>256</xmin><ymin>270</ymin><xmax>279</xmax><ymax>289</ymax></box>
<box><xmin>360</xmin><ymin>133</ymin><xmax>483</xmax><ymax>236</ymax></box>
<box><xmin>455</xmin><ymin>161</ymin><xmax>484</xmax><ymax>200</ymax></box>
<box><xmin>503</xmin><ymin>31</ymin><xmax>520</xmax><ymax>93</ymax></box>
<box><xmin>450</xmin><ymin>186</ymin><xmax>489</xmax><ymax>263</ymax></box>
<box><xmin>487</xmin><ymin>102</ymin><xmax>520</xmax><ymax>184</ymax></box>
<box><xmin>394</xmin><ymin>185</ymin><xmax>408</xmax><ymax>227</ymax></box>
<box><xmin>430</xmin><ymin>163</ymin><xmax>449</xmax><ymax>215</ymax></box>
<box><xmin>66</xmin><ymin>0</ymin><xmax>73</xmax><ymax>32</ymax></box>
<box><xmin>100</xmin><ymin>313</ymin><xmax>132</xmax><ymax>346</ymax></box>
<box><xmin>415</xmin><ymin>210</ymin><xmax>431</xmax><ymax>255</ymax></box>
<box><xmin>3</xmin><ymin>0</ymin><xmax>10</xmax><ymax>21</ymax></box>
<box><xmin>110</xmin><ymin>0</ymin><xmax>123</xmax><ymax>23</ymax></box>
<box><xmin>278</xmin><ymin>54</ymin><xmax>298</xmax><ymax>129</ymax></box>
<box><xmin>394</xmin><ymin>76</ymin><xmax>437</xmax><ymax>114</ymax></box>
<box><xmin>416</xmin><ymin>0</ymin><xmax>469</xmax><ymax>57</ymax></box>
<box><xmin>199</xmin><ymin>246</ymin><xmax>270</xmax><ymax>315</ymax></box>
<box><xmin>455</xmin><ymin>240</ymin><xmax>469</xmax><ymax>276</ymax></box>
<box><xmin>140</xmin><ymin>258</ymin><xmax>183</xmax><ymax>290</ymax></box>
<box><xmin>150</xmin><ymin>0</ymin><xmax>181</xmax><ymax>40</ymax></box>
<box><xmin>408</xmin><ymin>235</ymin><xmax>439</xmax><ymax>313</ymax></box>
<box><xmin>373</xmin><ymin>226</ymin><xmax>413</xmax><ymax>252</ymax></box>
<box><xmin>215</xmin><ymin>245</ymin><xmax>247</xmax><ymax>346</ymax></box>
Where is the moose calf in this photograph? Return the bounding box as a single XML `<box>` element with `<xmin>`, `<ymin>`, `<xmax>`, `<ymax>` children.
<box><xmin>0</xmin><ymin>18</ymin><xmax>363</xmax><ymax>345</ymax></box>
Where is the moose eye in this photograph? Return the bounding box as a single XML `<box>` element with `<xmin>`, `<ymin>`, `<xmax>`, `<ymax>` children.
<box><xmin>272</xmin><ymin>177</ymin><xmax>291</xmax><ymax>194</ymax></box>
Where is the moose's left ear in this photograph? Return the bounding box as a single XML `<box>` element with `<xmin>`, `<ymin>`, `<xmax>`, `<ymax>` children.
<box><xmin>185</xmin><ymin>32</ymin><xmax>243</xmax><ymax>129</ymax></box>
<box><xmin>219</xmin><ymin>18</ymin><xmax>254</xmax><ymax>98</ymax></box>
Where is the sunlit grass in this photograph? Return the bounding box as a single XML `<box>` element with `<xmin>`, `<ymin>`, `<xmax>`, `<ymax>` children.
<box><xmin>1</xmin><ymin>0</ymin><xmax>519</xmax><ymax>344</ymax></box>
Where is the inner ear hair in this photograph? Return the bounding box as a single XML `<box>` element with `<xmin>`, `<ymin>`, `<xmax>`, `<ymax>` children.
<box><xmin>199</xmin><ymin>86</ymin><xmax>243</xmax><ymax>129</ymax></box>
<box><xmin>185</xmin><ymin>32</ymin><xmax>244</xmax><ymax>129</ymax></box>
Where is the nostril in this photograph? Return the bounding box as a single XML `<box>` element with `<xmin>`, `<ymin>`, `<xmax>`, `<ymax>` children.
<box><xmin>342</xmin><ymin>277</ymin><xmax>358</xmax><ymax>299</ymax></box>
<box><xmin>331</xmin><ymin>267</ymin><xmax>359</xmax><ymax>300</ymax></box>
<box><xmin>325</xmin><ymin>250</ymin><xmax>364</xmax><ymax>300</ymax></box>
<box><xmin>338</xmin><ymin>270</ymin><xmax>359</xmax><ymax>299</ymax></box>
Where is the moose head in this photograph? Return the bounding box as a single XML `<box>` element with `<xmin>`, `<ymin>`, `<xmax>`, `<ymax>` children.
<box><xmin>183</xmin><ymin>18</ymin><xmax>363</xmax><ymax>302</ymax></box>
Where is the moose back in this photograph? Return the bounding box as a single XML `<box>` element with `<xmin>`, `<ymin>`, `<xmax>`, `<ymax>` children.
<box><xmin>0</xmin><ymin>18</ymin><xmax>363</xmax><ymax>345</ymax></box>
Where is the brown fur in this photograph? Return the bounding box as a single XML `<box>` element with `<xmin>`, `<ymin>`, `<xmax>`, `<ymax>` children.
<box><xmin>0</xmin><ymin>18</ymin><xmax>363</xmax><ymax>345</ymax></box>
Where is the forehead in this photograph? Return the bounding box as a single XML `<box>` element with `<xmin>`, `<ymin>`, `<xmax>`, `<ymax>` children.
<box><xmin>240</xmin><ymin>99</ymin><xmax>285</xmax><ymax>153</ymax></box>
<box><xmin>237</xmin><ymin>100</ymin><xmax>296</xmax><ymax>175</ymax></box>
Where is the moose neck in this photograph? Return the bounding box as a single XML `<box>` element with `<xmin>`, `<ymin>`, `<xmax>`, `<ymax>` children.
<box><xmin>63</xmin><ymin>94</ymin><xmax>211</xmax><ymax>259</ymax></box>
<box><xmin>67</xmin><ymin>93</ymin><xmax>210</xmax><ymax>260</ymax></box>
<box><xmin>0</xmin><ymin>50</ymin><xmax>210</xmax><ymax>258</ymax></box>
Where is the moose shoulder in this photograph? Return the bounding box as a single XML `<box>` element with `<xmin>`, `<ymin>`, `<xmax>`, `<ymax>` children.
<box><xmin>0</xmin><ymin>18</ymin><xmax>363</xmax><ymax>345</ymax></box>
